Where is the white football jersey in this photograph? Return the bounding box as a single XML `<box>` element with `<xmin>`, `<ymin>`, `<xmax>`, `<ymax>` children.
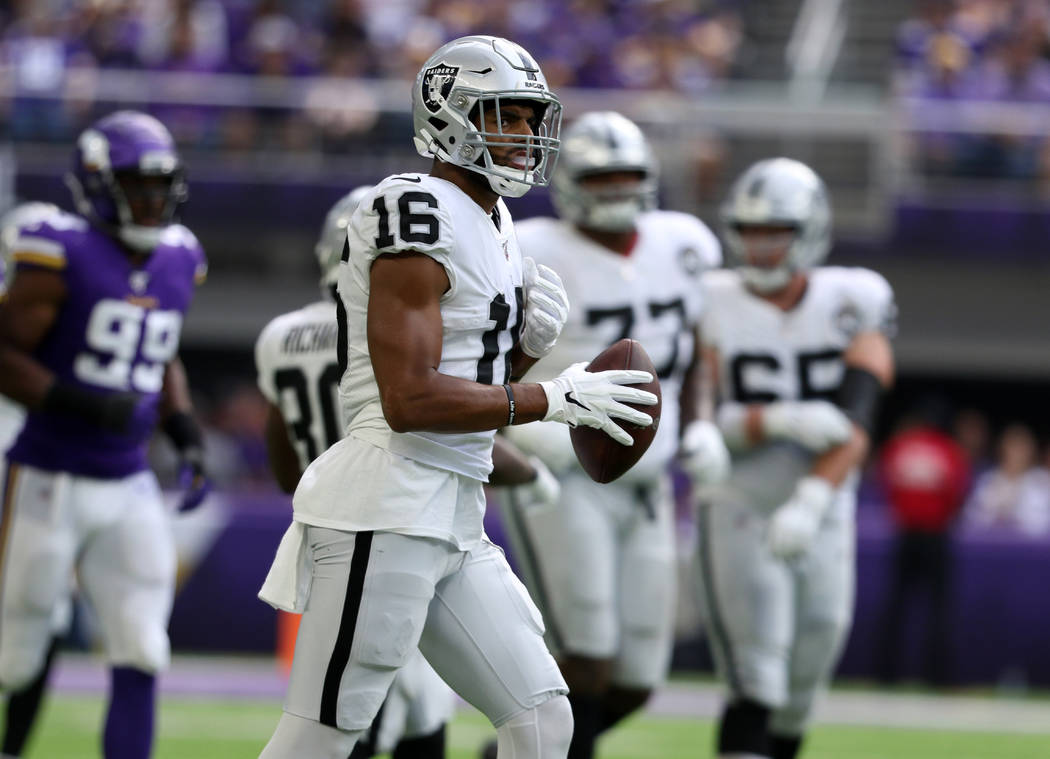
<box><xmin>339</xmin><ymin>173</ymin><xmax>523</xmax><ymax>481</ymax></box>
<box><xmin>511</xmin><ymin>210</ymin><xmax>722</xmax><ymax>482</ymax></box>
<box><xmin>702</xmin><ymin>266</ymin><xmax>896</xmax><ymax>511</ymax></box>
<box><xmin>254</xmin><ymin>300</ymin><xmax>342</xmax><ymax>473</ymax></box>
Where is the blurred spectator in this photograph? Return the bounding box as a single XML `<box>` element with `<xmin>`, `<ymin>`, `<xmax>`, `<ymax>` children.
<box><xmin>906</xmin><ymin>32</ymin><xmax>977</xmax><ymax>176</ymax></box>
<box><xmin>896</xmin><ymin>0</ymin><xmax>959</xmax><ymax>73</ymax></box>
<box><xmin>897</xmin><ymin>0</ymin><xmax>1050</xmax><ymax>180</ymax></box>
<box><xmin>0</xmin><ymin>3</ymin><xmax>97</xmax><ymax>141</ymax></box>
<box><xmin>73</xmin><ymin>0</ymin><xmax>142</xmax><ymax>68</ymax></box>
<box><xmin>875</xmin><ymin>397</ymin><xmax>971</xmax><ymax>686</ymax></box>
<box><xmin>965</xmin><ymin>423</ymin><xmax>1050</xmax><ymax>535</ymax></box>
<box><xmin>0</xmin><ymin>0</ymin><xmax>743</xmax><ymax>153</ymax></box>
<box><xmin>206</xmin><ymin>383</ymin><xmax>274</xmax><ymax>490</ymax></box>
<box><xmin>953</xmin><ymin>407</ymin><xmax>994</xmax><ymax>476</ymax></box>
<box><xmin>137</xmin><ymin>0</ymin><xmax>230</xmax><ymax>71</ymax></box>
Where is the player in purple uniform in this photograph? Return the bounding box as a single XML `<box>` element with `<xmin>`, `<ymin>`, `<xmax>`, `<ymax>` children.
<box><xmin>0</xmin><ymin>111</ymin><xmax>210</xmax><ymax>759</ymax></box>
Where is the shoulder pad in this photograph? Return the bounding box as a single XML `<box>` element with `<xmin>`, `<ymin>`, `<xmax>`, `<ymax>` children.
<box><xmin>161</xmin><ymin>225</ymin><xmax>208</xmax><ymax>285</ymax></box>
<box><xmin>352</xmin><ymin>174</ymin><xmax>454</xmax><ymax>258</ymax></box>
<box><xmin>8</xmin><ymin>211</ymin><xmax>87</xmax><ymax>271</ymax></box>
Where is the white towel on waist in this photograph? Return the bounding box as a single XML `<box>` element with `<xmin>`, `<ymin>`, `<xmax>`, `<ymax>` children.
<box><xmin>258</xmin><ymin>520</ymin><xmax>312</xmax><ymax>613</ymax></box>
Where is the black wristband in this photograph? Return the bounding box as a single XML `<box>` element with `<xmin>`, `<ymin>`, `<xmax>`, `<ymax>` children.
<box><xmin>836</xmin><ymin>366</ymin><xmax>883</xmax><ymax>435</ymax></box>
<box><xmin>42</xmin><ymin>382</ymin><xmax>135</xmax><ymax>433</ymax></box>
<box><xmin>163</xmin><ymin>411</ymin><xmax>204</xmax><ymax>453</ymax></box>
<box><xmin>503</xmin><ymin>383</ymin><xmax>516</xmax><ymax>427</ymax></box>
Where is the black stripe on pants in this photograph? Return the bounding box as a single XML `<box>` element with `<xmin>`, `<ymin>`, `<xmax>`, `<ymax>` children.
<box><xmin>320</xmin><ymin>530</ymin><xmax>374</xmax><ymax>727</ymax></box>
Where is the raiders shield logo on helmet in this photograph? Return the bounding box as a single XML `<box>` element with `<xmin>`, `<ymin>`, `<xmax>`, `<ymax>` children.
<box><xmin>421</xmin><ymin>64</ymin><xmax>460</xmax><ymax>113</ymax></box>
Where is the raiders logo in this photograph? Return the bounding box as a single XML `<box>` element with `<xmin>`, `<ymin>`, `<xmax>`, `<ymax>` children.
<box><xmin>421</xmin><ymin>64</ymin><xmax>460</xmax><ymax>113</ymax></box>
<box><xmin>834</xmin><ymin>303</ymin><xmax>862</xmax><ymax>340</ymax></box>
<box><xmin>678</xmin><ymin>247</ymin><xmax>702</xmax><ymax>277</ymax></box>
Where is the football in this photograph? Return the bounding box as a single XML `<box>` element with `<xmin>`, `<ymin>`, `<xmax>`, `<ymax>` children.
<box><xmin>570</xmin><ymin>338</ymin><xmax>662</xmax><ymax>484</ymax></box>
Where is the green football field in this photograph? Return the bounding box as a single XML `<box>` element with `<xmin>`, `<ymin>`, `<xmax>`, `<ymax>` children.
<box><xmin>19</xmin><ymin>694</ymin><xmax>1050</xmax><ymax>759</ymax></box>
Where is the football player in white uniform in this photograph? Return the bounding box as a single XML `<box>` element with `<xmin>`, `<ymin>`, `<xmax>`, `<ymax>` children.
<box><xmin>256</xmin><ymin>186</ymin><xmax>463</xmax><ymax>759</ymax></box>
<box><xmin>256</xmin><ymin>37</ymin><xmax>657</xmax><ymax>759</ymax></box>
<box><xmin>499</xmin><ymin>111</ymin><xmax>727</xmax><ymax>759</ymax></box>
<box><xmin>697</xmin><ymin>158</ymin><xmax>895</xmax><ymax>759</ymax></box>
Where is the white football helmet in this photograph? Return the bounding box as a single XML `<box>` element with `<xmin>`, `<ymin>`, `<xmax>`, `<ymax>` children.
<box><xmin>315</xmin><ymin>185</ymin><xmax>372</xmax><ymax>291</ymax></box>
<box><xmin>551</xmin><ymin>111</ymin><xmax>658</xmax><ymax>232</ymax></box>
<box><xmin>0</xmin><ymin>201</ymin><xmax>61</xmax><ymax>293</ymax></box>
<box><xmin>720</xmin><ymin>157</ymin><xmax>831</xmax><ymax>293</ymax></box>
<box><xmin>412</xmin><ymin>35</ymin><xmax>562</xmax><ymax>198</ymax></box>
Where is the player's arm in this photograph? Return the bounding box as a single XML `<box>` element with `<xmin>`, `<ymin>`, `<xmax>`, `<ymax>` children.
<box><xmin>768</xmin><ymin>329</ymin><xmax>894</xmax><ymax>559</ymax></box>
<box><xmin>507</xmin><ymin>347</ymin><xmax>540</xmax><ymax>382</ymax></box>
<box><xmin>159</xmin><ymin>358</ymin><xmax>206</xmax><ymax>450</ymax></box>
<box><xmin>264</xmin><ymin>402</ymin><xmax>301</xmax><ymax>494</ymax></box>
<box><xmin>678</xmin><ymin>332</ymin><xmax>731</xmax><ymax>484</ymax></box>
<box><xmin>370</xmin><ymin>252</ymin><xmax>654</xmax><ymax>441</ymax></box>
<box><xmin>808</xmin><ymin>329</ymin><xmax>894</xmax><ymax>486</ymax></box>
<box><xmin>718</xmin><ymin>395</ymin><xmax>853</xmax><ymax>454</ymax></box>
<box><xmin>490</xmin><ymin>433</ymin><xmax>543</xmax><ymax>486</ymax></box>
<box><xmin>0</xmin><ymin>268</ymin><xmax>66</xmax><ymax>407</ymax></box>
<box><xmin>369</xmin><ymin>251</ymin><xmax>549</xmax><ymax>432</ymax></box>
<box><xmin>490</xmin><ymin>432</ymin><xmax>560</xmax><ymax>508</ymax></box>
<box><xmin>0</xmin><ymin>267</ymin><xmax>140</xmax><ymax>430</ymax></box>
<box><xmin>160</xmin><ymin>358</ymin><xmax>212</xmax><ymax>511</ymax></box>
<box><xmin>678</xmin><ymin>325</ymin><xmax>705</xmax><ymax>431</ymax></box>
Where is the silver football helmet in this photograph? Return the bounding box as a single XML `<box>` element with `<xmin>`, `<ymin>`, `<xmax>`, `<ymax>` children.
<box><xmin>551</xmin><ymin>111</ymin><xmax>658</xmax><ymax>232</ymax></box>
<box><xmin>412</xmin><ymin>35</ymin><xmax>562</xmax><ymax>198</ymax></box>
<box><xmin>0</xmin><ymin>201</ymin><xmax>61</xmax><ymax>292</ymax></box>
<box><xmin>720</xmin><ymin>157</ymin><xmax>831</xmax><ymax>293</ymax></box>
<box><xmin>315</xmin><ymin>185</ymin><xmax>373</xmax><ymax>290</ymax></box>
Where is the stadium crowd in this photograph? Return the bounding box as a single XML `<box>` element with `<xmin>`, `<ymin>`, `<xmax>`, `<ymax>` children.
<box><xmin>895</xmin><ymin>0</ymin><xmax>1050</xmax><ymax>179</ymax></box>
<box><xmin>0</xmin><ymin>0</ymin><xmax>743</xmax><ymax>149</ymax></box>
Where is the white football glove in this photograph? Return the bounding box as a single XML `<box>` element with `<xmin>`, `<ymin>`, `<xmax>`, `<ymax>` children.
<box><xmin>519</xmin><ymin>257</ymin><xmax>570</xmax><ymax>359</ymax></box>
<box><xmin>767</xmin><ymin>476</ymin><xmax>834</xmax><ymax>560</ymax></box>
<box><xmin>762</xmin><ymin>400</ymin><xmax>853</xmax><ymax>452</ymax></box>
<box><xmin>679</xmin><ymin>420</ymin><xmax>731</xmax><ymax>485</ymax></box>
<box><xmin>515</xmin><ymin>455</ymin><xmax>561</xmax><ymax>509</ymax></box>
<box><xmin>539</xmin><ymin>362</ymin><xmax>657</xmax><ymax>447</ymax></box>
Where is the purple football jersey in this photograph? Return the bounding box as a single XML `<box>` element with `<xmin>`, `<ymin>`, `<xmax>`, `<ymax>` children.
<box><xmin>6</xmin><ymin>211</ymin><xmax>206</xmax><ymax>478</ymax></box>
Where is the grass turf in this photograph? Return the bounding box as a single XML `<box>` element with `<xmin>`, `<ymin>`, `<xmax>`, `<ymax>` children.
<box><xmin>18</xmin><ymin>694</ymin><xmax>1050</xmax><ymax>758</ymax></box>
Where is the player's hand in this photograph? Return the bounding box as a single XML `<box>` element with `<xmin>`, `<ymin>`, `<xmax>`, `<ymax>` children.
<box><xmin>516</xmin><ymin>456</ymin><xmax>561</xmax><ymax>509</ymax></box>
<box><xmin>762</xmin><ymin>400</ymin><xmax>852</xmax><ymax>452</ymax></box>
<box><xmin>679</xmin><ymin>420</ymin><xmax>730</xmax><ymax>485</ymax></box>
<box><xmin>519</xmin><ymin>257</ymin><xmax>569</xmax><ymax>359</ymax></box>
<box><xmin>767</xmin><ymin>476</ymin><xmax>834</xmax><ymax>560</ymax></box>
<box><xmin>540</xmin><ymin>362</ymin><xmax>656</xmax><ymax>447</ymax></box>
<box><xmin>176</xmin><ymin>446</ymin><xmax>212</xmax><ymax>512</ymax></box>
